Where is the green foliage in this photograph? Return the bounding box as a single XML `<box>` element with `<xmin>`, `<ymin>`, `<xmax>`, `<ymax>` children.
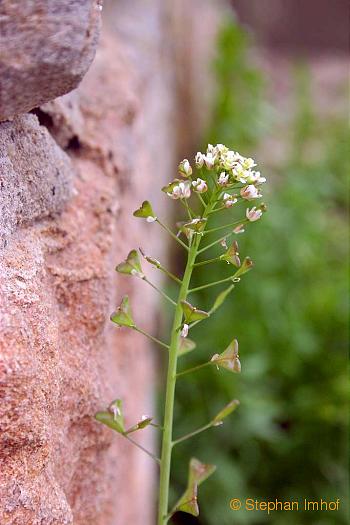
<box><xmin>171</xmin><ymin>17</ymin><xmax>349</xmax><ymax>525</ymax></box>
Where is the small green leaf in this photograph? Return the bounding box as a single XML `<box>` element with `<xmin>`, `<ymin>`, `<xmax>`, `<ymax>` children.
<box><xmin>180</xmin><ymin>300</ymin><xmax>209</xmax><ymax>324</ymax></box>
<box><xmin>210</xmin><ymin>338</ymin><xmax>241</xmax><ymax>373</ymax></box>
<box><xmin>116</xmin><ymin>249</ymin><xmax>144</xmax><ymax>277</ymax></box>
<box><xmin>178</xmin><ymin>337</ymin><xmax>196</xmax><ymax>356</ymax></box>
<box><xmin>95</xmin><ymin>398</ymin><xmax>126</xmax><ymax>434</ymax></box>
<box><xmin>234</xmin><ymin>256</ymin><xmax>254</xmax><ymax>277</ymax></box>
<box><xmin>211</xmin><ymin>284</ymin><xmax>235</xmax><ymax>313</ymax></box>
<box><xmin>220</xmin><ymin>240</ymin><xmax>241</xmax><ymax>267</ymax></box>
<box><xmin>212</xmin><ymin>400</ymin><xmax>240</xmax><ymax>426</ymax></box>
<box><xmin>173</xmin><ymin>458</ymin><xmax>216</xmax><ymax>517</ymax></box>
<box><xmin>133</xmin><ymin>200</ymin><xmax>156</xmax><ymax>220</ymax></box>
<box><xmin>110</xmin><ymin>295</ymin><xmax>135</xmax><ymax>327</ymax></box>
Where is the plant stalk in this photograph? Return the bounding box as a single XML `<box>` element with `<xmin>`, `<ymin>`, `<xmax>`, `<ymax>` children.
<box><xmin>157</xmin><ymin>200</ymin><xmax>214</xmax><ymax>524</ymax></box>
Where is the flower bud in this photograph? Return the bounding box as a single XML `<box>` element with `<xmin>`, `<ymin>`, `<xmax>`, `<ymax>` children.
<box><xmin>218</xmin><ymin>172</ymin><xmax>229</xmax><ymax>186</ymax></box>
<box><xmin>240</xmin><ymin>184</ymin><xmax>262</xmax><ymax>200</ymax></box>
<box><xmin>192</xmin><ymin>178</ymin><xmax>208</xmax><ymax>193</ymax></box>
<box><xmin>233</xmin><ymin>224</ymin><xmax>245</xmax><ymax>234</ymax></box>
<box><xmin>204</xmin><ymin>152</ymin><xmax>216</xmax><ymax>169</ymax></box>
<box><xmin>180</xmin><ymin>323</ymin><xmax>189</xmax><ymax>338</ymax></box>
<box><xmin>178</xmin><ymin>159</ymin><xmax>192</xmax><ymax>177</ymax></box>
<box><xmin>246</xmin><ymin>206</ymin><xmax>263</xmax><ymax>222</ymax></box>
<box><xmin>195</xmin><ymin>152</ymin><xmax>205</xmax><ymax>168</ymax></box>
<box><xmin>223</xmin><ymin>193</ymin><xmax>238</xmax><ymax>208</ymax></box>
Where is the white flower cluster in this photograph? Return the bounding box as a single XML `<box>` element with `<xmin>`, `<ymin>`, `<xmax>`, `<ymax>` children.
<box><xmin>195</xmin><ymin>144</ymin><xmax>266</xmax><ymax>187</ymax></box>
<box><xmin>165</xmin><ymin>144</ymin><xmax>266</xmax><ymax>223</ymax></box>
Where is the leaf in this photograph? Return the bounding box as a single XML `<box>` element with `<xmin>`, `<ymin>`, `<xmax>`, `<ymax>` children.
<box><xmin>178</xmin><ymin>337</ymin><xmax>196</xmax><ymax>356</ymax></box>
<box><xmin>95</xmin><ymin>398</ymin><xmax>126</xmax><ymax>434</ymax></box>
<box><xmin>212</xmin><ymin>399</ymin><xmax>240</xmax><ymax>426</ymax></box>
<box><xmin>210</xmin><ymin>283</ymin><xmax>235</xmax><ymax>313</ymax></box>
<box><xmin>133</xmin><ymin>200</ymin><xmax>156</xmax><ymax>220</ymax></box>
<box><xmin>220</xmin><ymin>240</ymin><xmax>241</xmax><ymax>267</ymax></box>
<box><xmin>173</xmin><ymin>458</ymin><xmax>216</xmax><ymax>517</ymax></box>
<box><xmin>116</xmin><ymin>249</ymin><xmax>144</xmax><ymax>277</ymax></box>
<box><xmin>210</xmin><ymin>338</ymin><xmax>241</xmax><ymax>373</ymax></box>
<box><xmin>110</xmin><ymin>295</ymin><xmax>135</xmax><ymax>327</ymax></box>
<box><xmin>180</xmin><ymin>300</ymin><xmax>209</xmax><ymax>324</ymax></box>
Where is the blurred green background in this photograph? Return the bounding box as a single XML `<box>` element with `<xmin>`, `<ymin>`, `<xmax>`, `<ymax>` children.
<box><xmin>164</xmin><ymin>13</ymin><xmax>349</xmax><ymax>525</ymax></box>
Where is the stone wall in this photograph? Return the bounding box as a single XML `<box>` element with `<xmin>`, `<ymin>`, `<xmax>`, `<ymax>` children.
<box><xmin>0</xmin><ymin>1</ymin><xmax>220</xmax><ymax>524</ymax></box>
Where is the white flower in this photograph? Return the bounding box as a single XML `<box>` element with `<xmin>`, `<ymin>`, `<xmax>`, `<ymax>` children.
<box><xmin>204</xmin><ymin>152</ymin><xmax>216</xmax><ymax>169</ymax></box>
<box><xmin>195</xmin><ymin>152</ymin><xmax>205</xmax><ymax>168</ymax></box>
<box><xmin>241</xmin><ymin>157</ymin><xmax>256</xmax><ymax>170</ymax></box>
<box><xmin>221</xmin><ymin>150</ymin><xmax>240</xmax><ymax>170</ymax></box>
<box><xmin>206</xmin><ymin>144</ymin><xmax>215</xmax><ymax>154</ymax></box>
<box><xmin>214</xmin><ymin>143</ymin><xmax>228</xmax><ymax>155</ymax></box>
<box><xmin>192</xmin><ymin>178</ymin><xmax>208</xmax><ymax>193</ymax></box>
<box><xmin>141</xmin><ymin>414</ymin><xmax>150</xmax><ymax>421</ymax></box>
<box><xmin>232</xmin><ymin>165</ymin><xmax>251</xmax><ymax>183</ymax></box>
<box><xmin>247</xmin><ymin>170</ymin><xmax>266</xmax><ymax>185</ymax></box>
<box><xmin>146</xmin><ymin>215</ymin><xmax>157</xmax><ymax>223</ymax></box>
<box><xmin>246</xmin><ymin>206</ymin><xmax>263</xmax><ymax>222</ymax></box>
<box><xmin>240</xmin><ymin>185</ymin><xmax>262</xmax><ymax>200</ymax></box>
<box><xmin>167</xmin><ymin>181</ymin><xmax>191</xmax><ymax>199</ymax></box>
<box><xmin>218</xmin><ymin>172</ymin><xmax>229</xmax><ymax>186</ymax></box>
<box><xmin>180</xmin><ymin>323</ymin><xmax>189</xmax><ymax>338</ymax></box>
<box><xmin>178</xmin><ymin>159</ymin><xmax>192</xmax><ymax>177</ymax></box>
<box><xmin>223</xmin><ymin>193</ymin><xmax>238</xmax><ymax>208</ymax></box>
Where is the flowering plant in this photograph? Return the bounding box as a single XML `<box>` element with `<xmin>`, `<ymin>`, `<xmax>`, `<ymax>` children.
<box><xmin>96</xmin><ymin>144</ymin><xmax>267</xmax><ymax>524</ymax></box>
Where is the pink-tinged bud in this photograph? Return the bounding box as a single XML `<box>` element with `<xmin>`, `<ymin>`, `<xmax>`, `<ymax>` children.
<box><xmin>192</xmin><ymin>178</ymin><xmax>208</xmax><ymax>193</ymax></box>
<box><xmin>240</xmin><ymin>184</ymin><xmax>262</xmax><ymax>200</ymax></box>
<box><xmin>168</xmin><ymin>181</ymin><xmax>191</xmax><ymax>200</ymax></box>
<box><xmin>178</xmin><ymin>159</ymin><xmax>192</xmax><ymax>177</ymax></box>
<box><xmin>218</xmin><ymin>172</ymin><xmax>229</xmax><ymax>186</ymax></box>
<box><xmin>180</xmin><ymin>323</ymin><xmax>189</xmax><ymax>338</ymax></box>
<box><xmin>195</xmin><ymin>152</ymin><xmax>205</xmax><ymax>168</ymax></box>
<box><xmin>233</xmin><ymin>224</ymin><xmax>245</xmax><ymax>234</ymax></box>
<box><xmin>246</xmin><ymin>206</ymin><xmax>263</xmax><ymax>222</ymax></box>
<box><xmin>223</xmin><ymin>193</ymin><xmax>238</xmax><ymax>208</ymax></box>
<box><xmin>204</xmin><ymin>152</ymin><xmax>216</xmax><ymax>169</ymax></box>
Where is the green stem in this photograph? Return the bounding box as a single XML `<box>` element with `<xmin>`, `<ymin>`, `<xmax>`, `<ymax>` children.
<box><xmin>188</xmin><ymin>275</ymin><xmax>235</xmax><ymax>293</ymax></box>
<box><xmin>176</xmin><ymin>360</ymin><xmax>212</xmax><ymax>378</ymax></box>
<box><xmin>173</xmin><ymin>422</ymin><xmax>213</xmax><ymax>446</ymax></box>
<box><xmin>197</xmin><ymin>232</ymin><xmax>232</xmax><ymax>255</ymax></box>
<box><xmin>133</xmin><ymin>327</ymin><xmax>169</xmax><ymax>350</ymax></box>
<box><xmin>204</xmin><ymin>218</ymin><xmax>248</xmax><ymax>235</ymax></box>
<box><xmin>124</xmin><ymin>434</ymin><xmax>161</xmax><ymax>464</ymax></box>
<box><xmin>193</xmin><ymin>256</ymin><xmax>221</xmax><ymax>267</ymax></box>
<box><xmin>157</xmin><ymin>200</ymin><xmax>215</xmax><ymax>525</ymax></box>
<box><xmin>157</xmin><ymin>218</ymin><xmax>189</xmax><ymax>251</ymax></box>
<box><xmin>143</xmin><ymin>277</ymin><xmax>176</xmax><ymax>306</ymax></box>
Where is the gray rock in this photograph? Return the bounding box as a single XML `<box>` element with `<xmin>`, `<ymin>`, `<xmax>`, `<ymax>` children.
<box><xmin>0</xmin><ymin>114</ymin><xmax>73</xmax><ymax>243</ymax></box>
<box><xmin>0</xmin><ymin>0</ymin><xmax>102</xmax><ymax>121</ymax></box>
